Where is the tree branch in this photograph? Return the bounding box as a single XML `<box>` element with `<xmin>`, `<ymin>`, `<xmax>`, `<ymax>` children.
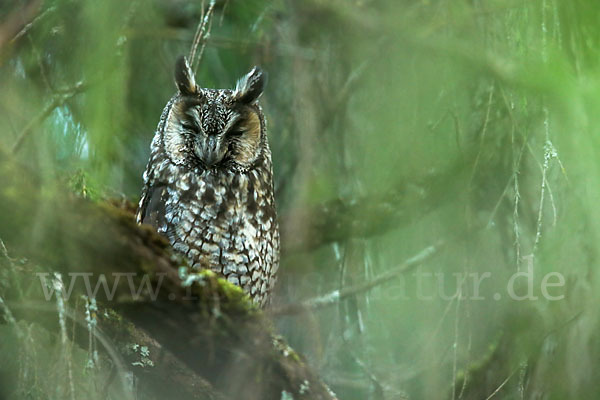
<box><xmin>0</xmin><ymin>148</ymin><xmax>337</xmax><ymax>400</ymax></box>
<box><xmin>270</xmin><ymin>241</ymin><xmax>443</xmax><ymax>316</ymax></box>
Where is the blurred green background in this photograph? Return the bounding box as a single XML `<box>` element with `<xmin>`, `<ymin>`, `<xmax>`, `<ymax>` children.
<box><xmin>2</xmin><ymin>0</ymin><xmax>600</xmax><ymax>399</ymax></box>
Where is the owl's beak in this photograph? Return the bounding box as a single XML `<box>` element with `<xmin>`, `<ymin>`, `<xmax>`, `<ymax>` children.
<box><xmin>196</xmin><ymin>136</ymin><xmax>223</xmax><ymax>168</ymax></box>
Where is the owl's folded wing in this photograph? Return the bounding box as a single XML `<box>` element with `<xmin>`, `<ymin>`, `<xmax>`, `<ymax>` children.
<box><xmin>137</xmin><ymin>183</ymin><xmax>168</xmax><ymax>230</ymax></box>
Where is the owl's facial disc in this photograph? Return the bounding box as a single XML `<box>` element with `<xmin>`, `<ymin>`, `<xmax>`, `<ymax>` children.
<box><xmin>223</xmin><ymin>110</ymin><xmax>262</xmax><ymax>168</ymax></box>
<box><xmin>166</xmin><ymin>58</ymin><xmax>267</xmax><ymax>172</ymax></box>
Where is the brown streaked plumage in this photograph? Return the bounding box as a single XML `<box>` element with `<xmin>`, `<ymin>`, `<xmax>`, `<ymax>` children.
<box><xmin>136</xmin><ymin>56</ymin><xmax>279</xmax><ymax>307</ymax></box>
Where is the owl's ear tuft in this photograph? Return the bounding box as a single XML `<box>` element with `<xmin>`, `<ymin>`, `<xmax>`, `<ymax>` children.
<box><xmin>174</xmin><ymin>56</ymin><xmax>197</xmax><ymax>95</ymax></box>
<box><xmin>233</xmin><ymin>66</ymin><xmax>266</xmax><ymax>104</ymax></box>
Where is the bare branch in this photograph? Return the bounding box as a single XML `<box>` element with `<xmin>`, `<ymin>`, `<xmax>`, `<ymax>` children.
<box><xmin>9</xmin><ymin>5</ymin><xmax>55</xmax><ymax>45</ymax></box>
<box><xmin>0</xmin><ymin>0</ymin><xmax>42</xmax><ymax>52</ymax></box>
<box><xmin>271</xmin><ymin>241</ymin><xmax>443</xmax><ymax>316</ymax></box>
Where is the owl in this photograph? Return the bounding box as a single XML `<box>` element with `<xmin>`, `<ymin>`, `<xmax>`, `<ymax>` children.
<box><xmin>136</xmin><ymin>56</ymin><xmax>279</xmax><ymax>307</ymax></box>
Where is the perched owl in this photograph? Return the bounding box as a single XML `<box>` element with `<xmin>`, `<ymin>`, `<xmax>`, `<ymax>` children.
<box><xmin>136</xmin><ymin>56</ymin><xmax>279</xmax><ymax>307</ymax></box>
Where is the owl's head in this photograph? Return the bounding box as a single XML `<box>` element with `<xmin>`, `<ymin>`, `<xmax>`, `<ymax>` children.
<box><xmin>161</xmin><ymin>56</ymin><xmax>268</xmax><ymax>172</ymax></box>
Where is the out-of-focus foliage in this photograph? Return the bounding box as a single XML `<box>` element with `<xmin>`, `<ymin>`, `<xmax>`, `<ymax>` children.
<box><xmin>2</xmin><ymin>0</ymin><xmax>600</xmax><ymax>399</ymax></box>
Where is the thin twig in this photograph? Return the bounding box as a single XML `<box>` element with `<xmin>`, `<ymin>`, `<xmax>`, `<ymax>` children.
<box><xmin>0</xmin><ymin>295</ymin><xmax>19</xmax><ymax>331</ymax></box>
<box><xmin>195</xmin><ymin>12</ymin><xmax>215</xmax><ymax>68</ymax></box>
<box><xmin>0</xmin><ymin>0</ymin><xmax>41</xmax><ymax>50</ymax></box>
<box><xmin>188</xmin><ymin>0</ymin><xmax>217</xmax><ymax>70</ymax></box>
<box><xmin>10</xmin><ymin>5</ymin><xmax>55</xmax><ymax>45</ymax></box>
<box><xmin>485</xmin><ymin>121</ymin><xmax>529</xmax><ymax>229</ymax></box>
<box><xmin>270</xmin><ymin>241</ymin><xmax>444</xmax><ymax>316</ymax></box>
<box><xmin>451</xmin><ymin>275</ymin><xmax>467</xmax><ymax>400</ymax></box>
<box><xmin>483</xmin><ymin>367</ymin><xmax>518</xmax><ymax>400</ymax></box>
<box><xmin>458</xmin><ymin>294</ymin><xmax>473</xmax><ymax>399</ymax></box>
<box><xmin>10</xmin><ymin>301</ymin><xmax>135</xmax><ymax>399</ymax></box>
<box><xmin>189</xmin><ymin>0</ymin><xmax>206</xmax><ymax>63</ymax></box>
<box><xmin>533</xmin><ymin>106</ymin><xmax>552</xmax><ymax>253</ymax></box>
<box><xmin>488</xmin><ymin>86</ymin><xmax>532</xmax><ymax>269</ymax></box>
<box><xmin>0</xmin><ymin>237</ymin><xmax>24</xmax><ymax>300</ymax></box>
<box><xmin>12</xmin><ymin>81</ymin><xmax>86</xmax><ymax>154</ymax></box>
<box><xmin>342</xmin><ymin>342</ymin><xmax>387</xmax><ymax>399</ymax></box>
<box><xmin>220</xmin><ymin>0</ymin><xmax>230</xmax><ymax>25</ymax></box>
<box><xmin>52</xmin><ymin>273</ymin><xmax>76</xmax><ymax>400</ymax></box>
<box><xmin>0</xmin><ymin>238</ymin><xmax>14</xmax><ymax>266</ymax></box>
<box><xmin>468</xmin><ymin>83</ymin><xmax>495</xmax><ymax>191</ymax></box>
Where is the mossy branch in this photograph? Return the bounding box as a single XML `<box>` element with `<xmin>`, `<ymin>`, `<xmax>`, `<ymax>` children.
<box><xmin>0</xmin><ymin>148</ymin><xmax>337</xmax><ymax>400</ymax></box>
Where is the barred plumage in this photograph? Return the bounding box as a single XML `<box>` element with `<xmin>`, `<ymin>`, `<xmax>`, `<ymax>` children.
<box><xmin>136</xmin><ymin>57</ymin><xmax>279</xmax><ymax>306</ymax></box>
